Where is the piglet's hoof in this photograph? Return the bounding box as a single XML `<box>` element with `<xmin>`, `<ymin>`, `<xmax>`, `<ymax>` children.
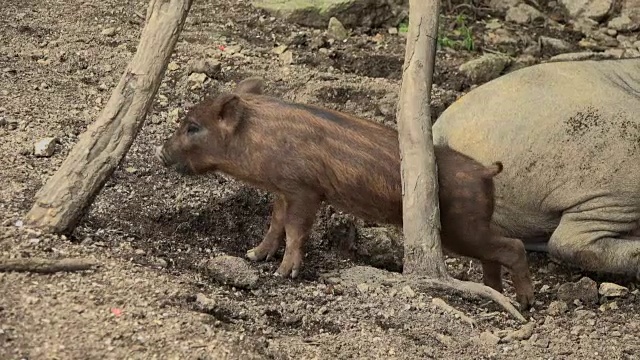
<box><xmin>274</xmin><ymin>253</ymin><xmax>302</xmax><ymax>279</ymax></box>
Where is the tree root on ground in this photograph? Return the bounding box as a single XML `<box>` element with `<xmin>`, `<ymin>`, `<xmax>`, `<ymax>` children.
<box><xmin>0</xmin><ymin>257</ymin><xmax>98</xmax><ymax>274</ymax></box>
<box><xmin>404</xmin><ymin>276</ymin><xmax>527</xmax><ymax>323</ymax></box>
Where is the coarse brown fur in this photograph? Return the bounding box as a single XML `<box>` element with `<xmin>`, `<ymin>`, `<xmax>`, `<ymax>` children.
<box><xmin>156</xmin><ymin>77</ymin><xmax>534</xmax><ymax>310</ymax></box>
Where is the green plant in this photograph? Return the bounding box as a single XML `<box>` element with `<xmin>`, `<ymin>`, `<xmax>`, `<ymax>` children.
<box><xmin>437</xmin><ymin>13</ymin><xmax>475</xmax><ymax>52</ymax></box>
<box><xmin>398</xmin><ymin>21</ymin><xmax>409</xmax><ymax>34</ymax></box>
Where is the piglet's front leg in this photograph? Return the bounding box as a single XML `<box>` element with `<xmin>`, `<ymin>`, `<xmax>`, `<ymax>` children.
<box><xmin>274</xmin><ymin>193</ymin><xmax>321</xmax><ymax>279</ymax></box>
<box><xmin>247</xmin><ymin>195</ymin><xmax>287</xmax><ymax>262</ymax></box>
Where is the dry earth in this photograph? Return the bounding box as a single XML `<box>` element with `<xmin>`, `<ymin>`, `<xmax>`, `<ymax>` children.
<box><xmin>1</xmin><ymin>0</ymin><xmax>639</xmax><ymax>359</ymax></box>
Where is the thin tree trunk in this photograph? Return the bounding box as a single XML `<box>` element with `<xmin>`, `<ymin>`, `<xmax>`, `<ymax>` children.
<box><xmin>397</xmin><ymin>0</ymin><xmax>448</xmax><ymax>277</ymax></box>
<box><xmin>24</xmin><ymin>0</ymin><xmax>194</xmax><ymax>234</ymax></box>
<box><xmin>396</xmin><ymin>0</ymin><xmax>527</xmax><ymax>323</ymax></box>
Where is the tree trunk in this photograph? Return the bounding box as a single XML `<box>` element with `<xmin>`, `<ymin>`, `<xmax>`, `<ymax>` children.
<box><xmin>396</xmin><ymin>0</ymin><xmax>447</xmax><ymax>277</ymax></box>
<box><xmin>25</xmin><ymin>0</ymin><xmax>194</xmax><ymax>234</ymax></box>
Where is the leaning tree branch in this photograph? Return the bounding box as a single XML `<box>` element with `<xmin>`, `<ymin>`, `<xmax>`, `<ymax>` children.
<box><xmin>25</xmin><ymin>0</ymin><xmax>194</xmax><ymax>234</ymax></box>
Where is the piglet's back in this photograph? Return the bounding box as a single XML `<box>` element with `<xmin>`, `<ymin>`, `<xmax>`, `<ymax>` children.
<box><xmin>241</xmin><ymin>95</ymin><xmax>403</xmax><ymax>224</ymax></box>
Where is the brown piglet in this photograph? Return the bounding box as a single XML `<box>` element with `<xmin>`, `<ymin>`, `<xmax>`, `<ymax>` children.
<box><xmin>155</xmin><ymin>77</ymin><xmax>534</xmax><ymax>309</ymax></box>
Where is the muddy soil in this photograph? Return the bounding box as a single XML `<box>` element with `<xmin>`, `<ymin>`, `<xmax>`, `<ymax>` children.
<box><xmin>1</xmin><ymin>0</ymin><xmax>639</xmax><ymax>359</ymax></box>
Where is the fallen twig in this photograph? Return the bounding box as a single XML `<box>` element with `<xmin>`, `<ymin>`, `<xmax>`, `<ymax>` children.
<box><xmin>432</xmin><ymin>297</ymin><xmax>476</xmax><ymax>327</ymax></box>
<box><xmin>405</xmin><ymin>276</ymin><xmax>527</xmax><ymax>323</ymax></box>
<box><xmin>0</xmin><ymin>257</ymin><xmax>98</xmax><ymax>274</ymax></box>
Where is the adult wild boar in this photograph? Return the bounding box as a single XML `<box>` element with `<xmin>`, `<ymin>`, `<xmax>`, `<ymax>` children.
<box><xmin>156</xmin><ymin>77</ymin><xmax>534</xmax><ymax>309</ymax></box>
<box><xmin>432</xmin><ymin>58</ymin><xmax>640</xmax><ymax>279</ymax></box>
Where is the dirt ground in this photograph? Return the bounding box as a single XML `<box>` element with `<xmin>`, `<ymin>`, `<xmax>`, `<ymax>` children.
<box><xmin>1</xmin><ymin>0</ymin><xmax>639</xmax><ymax>359</ymax></box>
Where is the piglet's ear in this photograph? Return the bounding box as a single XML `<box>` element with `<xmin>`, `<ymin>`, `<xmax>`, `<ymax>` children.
<box><xmin>214</xmin><ymin>93</ymin><xmax>245</xmax><ymax>135</ymax></box>
<box><xmin>233</xmin><ymin>77</ymin><xmax>264</xmax><ymax>95</ymax></box>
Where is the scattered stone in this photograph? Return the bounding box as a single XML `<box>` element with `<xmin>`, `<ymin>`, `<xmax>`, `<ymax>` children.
<box><xmin>101</xmin><ymin>27</ymin><xmax>117</xmax><ymax>36</ymax></box>
<box><xmin>609</xmin><ymin>15</ymin><xmax>635</xmax><ymax>32</ymax></box>
<box><xmin>33</xmin><ymin>137</ymin><xmax>57</xmax><ymax>157</ymax></box>
<box><xmin>459</xmin><ymin>54</ymin><xmax>511</xmax><ymax>85</ymax></box>
<box><xmin>388</xmin><ymin>27</ymin><xmax>398</xmax><ymax>35</ymax></box>
<box><xmin>204</xmin><ymin>255</ymin><xmax>259</xmax><ymax>290</ymax></box>
<box><xmin>401</xmin><ymin>285</ymin><xmax>416</xmax><ymax>298</ymax></box>
<box><xmin>573</xmin><ymin>17</ymin><xmax>599</xmax><ymax>35</ymax></box>
<box><xmin>621</xmin><ymin>0</ymin><xmax>640</xmax><ymax>23</ymax></box>
<box><xmin>195</xmin><ymin>293</ymin><xmax>216</xmax><ymax>312</ymax></box>
<box><xmin>224</xmin><ymin>45</ymin><xmax>243</xmax><ymax>55</ymax></box>
<box><xmin>500</xmin><ymin>322</ymin><xmax>535</xmax><ymax>343</ymax></box>
<box><xmin>168</xmin><ymin>108</ymin><xmax>181</xmax><ymax>123</ymax></box>
<box><xmin>479</xmin><ymin>331</ymin><xmax>500</xmax><ymax>347</ymax></box>
<box><xmin>559</xmin><ymin>0</ymin><xmax>613</xmax><ymax>21</ymax></box>
<box><xmin>547</xmin><ymin>300</ymin><xmax>568</xmax><ymax>315</ymax></box>
<box><xmin>151</xmin><ymin>257</ymin><xmax>168</xmax><ymax>268</ymax></box>
<box><xmin>280</xmin><ymin>50</ymin><xmax>294</xmax><ymax>65</ymax></box>
<box><xmin>539</xmin><ymin>36</ymin><xmax>573</xmax><ymax>55</ymax></box>
<box><xmin>505</xmin><ymin>4</ymin><xmax>545</xmax><ymax>24</ymax></box>
<box><xmin>534</xmin><ymin>337</ymin><xmax>550</xmax><ymax>348</ymax></box>
<box><xmin>557</xmin><ymin>277</ymin><xmax>598</xmax><ymax>304</ymax></box>
<box><xmin>604</xmin><ymin>48</ymin><xmax>625</xmax><ymax>58</ymax></box>
<box><xmin>327</xmin><ymin>17</ymin><xmax>348</xmax><ymax>41</ymax></box>
<box><xmin>167</xmin><ymin>62</ymin><xmax>180</xmax><ymax>71</ymax></box>
<box><xmin>356</xmin><ymin>283</ymin><xmax>370</xmax><ymax>294</ymax></box>
<box><xmin>251</xmin><ymin>0</ymin><xmax>409</xmax><ymax>29</ymax></box>
<box><xmin>598</xmin><ymin>282</ymin><xmax>629</xmax><ymax>298</ymax></box>
<box><xmin>187</xmin><ymin>59</ymin><xmax>221</xmax><ymax>78</ymax></box>
<box><xmin>489</xmin><ymin>0</ymin><xmax>522</xmax><ymax>12</ymax></box>
<box><xmin>271</xmin><ymin>44</ymin><xmax>288</xmax><ymax>55</ymax></box>
<box><xmin>187</xmin><ymin>72</ymin><xmax>207</xmax><ymax>88</ymax></box>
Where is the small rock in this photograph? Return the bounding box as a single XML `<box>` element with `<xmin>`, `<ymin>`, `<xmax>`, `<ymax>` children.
<box><xmin>151</xmin><ymin>257</ymin><xmax>168</xmax><ymax>268</ymax></box>
<box><xmin>479</xmin><ymin>331</ymin><xmax>500</xmax><ymax>347</ymax></box>
<box><xmin>187</xmin><ymin>59</ymin><xmax>221</xmax><ymax>78</ymax></box>
<box><xmin>388</xmin><ymin>27</ymin><xmax>398</xmax><ymax>35</ymax></box>
<box><xmin>195</xmin><ymin>293</ymin><xmax>216</xmax><ymax>312</ymax></box>
<box><xmin>224</xmin><ymin>45</ymin><xmax>242</xmax><ymax>55</ymax></box>
<box><xmin>187</xmin><ymin>72</ymin><xmax>207</xmax><ymax>88</ymax></box>
<box><xmin>327</xmin><ymin>17</ymin><xmax>348</xmax><ymax>41</ymax></box>
<box><xmin>621</xmin><ymin>0</ymin><xmax>640</xmax><ymax>23</ymax></box>
<box><xmin>168</xmin><ymin>108</ymin><xmax>181</xmax><ymax>123</ymax></box>
<box><xmin>33</xmin><ymin>137</ymin><xmax>57</xmax><ymax>157</ymax></box>
<box><xmin>547</xmin><ymin>300</ymin><xmax>568</xmax><ymax>315</ymax></box>
<box><xmin>505</xmin><ymin>4</ymin><xmax>545</xmax><ymax>24</ymax></box>
<box><xmin>534</xmin><ymin>337</ymin><xmax>550</xmax><ymax>348</ymax></box>
<box><xmin>539</xmin><ymin>36</ymin><xmax>573</xmax><ymax>55</ymax></box>
<box><xmin>559</xmin><ymin>0</ymin><xmax>613</xmax><ymax>21</ymax></box>
<box><xmin>271</xmin><ymin>44</ymin><xmax>288</xmax><ymax>55</ymax></box>
<box><xmin>204</xmin><ymin>255</ymin><xmax>259</xmax><ymax>290</ymax></box>
<box><xmin>134</xmin><ymin>249</ymin><xmax>145</xmax><ymax>255</ymax></box>
<box><xmin>500</xmin><ymin>322</ymin><xmax>535</xmax><ymax>343</ymax></box>
<box><xmin>167</xmin><ymin>62</ymin><xmax>180</xmax><ymax>71</ymax></box>
<box><xmin>101</xmin><ymin>27</ymin><xmax>117</xmax><ymax>36</ymax></box>
<box><xmin>356</xmin><ymin>283</ymin><xmax>369</xmax><ymax>294</ymax></box>
<box><xmin>598</xmin><ymin>282</ymin><xmax>629</xmax><ymax>298</ymax></box>
<box><xmin>279</xmin><ymin>50</ymin><xmax>294</xmax><ymax>65</ymax></box>
<box><xmin>489</xmin><ymin>0</ymin><xmax>522</xmax><ymax>12</ymax></box>
<box><xmin>604</xmin><ymin>48</ymin><xmax>625</xmax><ymax>58</ymax></box>
<box><xmin>557</xmin><ymin>277</ymin><xmax>598</xmax><ymax>304</ymax></box>
<box><xmin>401</xmin><ymin>285</ymin><xmax>416</xmax><ymax>298</ymax></box>
<box><xmin>459</xmin><ymin>54</ymin><xmax>511</xmax><ymax>85</ymax></box>
<box><xmin>634</xmin><ymin>40</ymin><xmax>640</xmax><ymax>50</ymax></box>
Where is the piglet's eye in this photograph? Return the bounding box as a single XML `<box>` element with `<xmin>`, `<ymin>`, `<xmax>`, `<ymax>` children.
<box><xmin>186</xmin><ymin>123</ymin><xmax>200</xmax><ymax>134</ymax></box>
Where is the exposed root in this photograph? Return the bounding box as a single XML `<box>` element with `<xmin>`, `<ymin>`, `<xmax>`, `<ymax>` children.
<box><xmin>0</xmin><ymin>257</ymin><xmax>98</xmax><ymax>274</ymax></box>
<box><xmin>432</xmin><ymin>297</ymin><xmax>476</xmax><ymax>327</ymax></box>
<box><xmin>405</xmin><ymin>276</ymin><xmax>527</xmax><ymax>323</ymax></box>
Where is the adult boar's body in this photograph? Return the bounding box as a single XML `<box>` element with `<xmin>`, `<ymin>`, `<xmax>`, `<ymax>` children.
<box><xmin>432</xmin><ymin>58</ymin><xmax>640</xmax><ymax>278</ymax></box>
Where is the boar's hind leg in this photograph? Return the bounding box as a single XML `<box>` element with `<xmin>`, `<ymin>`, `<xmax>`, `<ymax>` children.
<box><xmin>247</xmin><ymin>195</ymin><xmax>287</xmax><ymax>262</ymax></box>
<box><xmin>481</xmin><ymin>261</ymin><xmax>503</xmax><ymax>293</ymax></box>
<box><xmin>275</xmin><ymin>193</ymin><xmax>322</xmax><ymax>279</ymax></box>
<box><xmin>548</xmin><ymin>211</ymin><xmax>640</xmax><ymax>280</ymax></box>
